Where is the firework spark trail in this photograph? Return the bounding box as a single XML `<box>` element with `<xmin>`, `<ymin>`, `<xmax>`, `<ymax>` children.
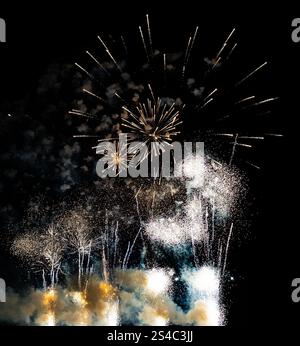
<box><xmin>212</xmin><ymin>56</ymin><xmax>221</xmax><ymax>69</ymax></box>
<box><xmin>199</xmin><ymin>97</ymin><xmax>214</xmax><ymax>110</ymax></box>
<box><xmin>182</xmin><ymin>36</ymin><xmax>192</xmax><ymax>80</ymax></box>
<box><xmin>83</xmin><ymin>88</ymin><xmax>106</xmax><ymax>102</ymax></box>
<box><xmin>73</xmin><ymin>134</ymin><xmax>100</xmax><ymax>138</ymax></box>
<box><xmin>210</xmin><ymin>198</ymin><xmax>216</xmax><ymax>259</ymax></box>
<box><xmin>86</xmin><ymin>50</ymin><xmax>109</xmax><ymax>76</ymax></box>
<box><xmin>202</xmin><ymin>88</ymin><xmax>218</xmax><ymax>105</ymax></box>
<box><xmin>163</xmin><ymin>53</ymin><xmax>167</xmax><ymax>81</ymax></box>
<box><xmin>229</xmin><ymin>133</ymin><xmax>239</xmax><ymax>166</ymax></box>
<box><xmin>11</xmin><ymin>209</ymin><xmax>135</xmax><ymax>291</ymax></box>
<box><xmin>241</xmin><ymin>97</ymin><xmax>279</xmax><ymax>109</ymax></box>
<box><xmin>216</xmin><ymin>28</ymin><xmax>236</xmax><ymax>60</ymax></box>
<box><xmin>120</xmin><ymin>35</ymin><xmax>128</xmax><ymax>56</ymax></box>
<box><xmin>125</xmin><ymin>227</ymin><xmax>142</xmax><ymax>269</ymax></box>
<box><xmin>182</xmin><ymin>26</ymin><xmax>199</xmax><ymax>80</ymax></box>
<box><xmin>63</xmin><ymin>212</ymin><xmax>97</xmax><ymax>289</ymax></box>
<box><xmin>139</xmin><ymin>26</ymin><xmax>150</xmax><ymax>63</ymax></box>
<box><xmin>222</xmin><ymin>223</ymin><xmax>234</xmax><ymax>275</ymax></box>
<box><xmin>113</xmin><ymin>221</ymin><xmax>119</xmax><ymax>268</ymax></box>
<box><xmin>75</xmin><ymin>62</ymin><xmax>95</xmax><ymax>81</ymax></box>
<box><xmin>224</xmin><ymin>42</ymin><xmax>238</xmax><ymax>61</ymax></box>
<box><xmin>146</xmin><ymin>14</ymin><xmax>154</xmax><ymax>57</ymax></box>
<box><xmin>11</xmin><ymin>225</ymin><xmax>65</xmax><ymax>289</ymax></box>
<box><xmin>235</xmin><ymin>61</ymin><xmax>268</xmax><ymax>87</ymax></box>
<box><xmin>68</xmin><ymin>109</ymin><xmax>97</xmax><ymax>119</ymax></box>
<box><xmin>234</xmin><ymin>95</ymin><xmax>256</xmax><ymax>105</ymax></box>
<box><xmin>122</xmin><ymin>242</ymin><xmax>131</xmax><ymax>270</ymax></box>
<box><xmin>97</xmin><ymin>35</ymin><xmax>123</xmax><ymax>72</ymax></box>
<box><xmin>134</xmin><ymin>186</ymin><xmax>150</xmax><ymax>266</ymax></box>
<box><xmin>43</xmin><ymin>225</ymin><xmax>65</xmax><ymax>288</ymax></box>
<box><xmin>246</xmin><ymin>161</ymin><xmax>261</xmax><ymax>170</ymax></box>
<box><xmin>217</xmin><ymin>243</ymin><xmax>223</xmax><ymax>271</ymax></box>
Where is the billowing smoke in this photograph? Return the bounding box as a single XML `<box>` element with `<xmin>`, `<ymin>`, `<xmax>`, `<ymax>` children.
<box><xmin>0</xmin><ymin>267</ymin><xmax>221</xmax><ymax>326</ymax></box>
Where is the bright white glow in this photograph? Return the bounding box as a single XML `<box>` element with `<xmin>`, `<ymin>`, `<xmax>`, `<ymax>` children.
<box><xmin>45</xmin><ymin>313</ymin><xmax>55</xmax><ymax>326</ymax></box>
<box><xmin>152</xmin><ymin>315</ymin><xmax>168</xmax><ymax>326</ymax></box>
<box><xmin>106</xmin><ymin>301</ymin><xmax>119</xmax><ymax>326</ymax></box>
<box><xmin>184</xmin><ymin>266</ymin><xmax>222</xmax><ymax>326</ymax></box>
<box><xmin>145</xmin><ymin>218</ymin><xmax>184</xmax><ymax>245</ymax></box>
<box><xmin>203</xmin><ymin>299</ymin><xmax>221</xmax><ymax>326</ymax></box>
<box><xmin>182</xmin><ymin>154</ymin><xmax>205</xmax><ymax>191</ymax></box>
<box><xmin>145</xmin><ymin>199</ymin><xmax>204</xmax><ymax>246</ymax></box>
<box><xmin>146</xmin><ymin>269</ymin><xmax>170</xmax><ymax>295</ymax></box>
<box><xmin>145</xmin><ymin>158</ymin><xmax>240</xmax><ymax>246</ymax></box>
<box><xmin>186</xmin><ymin>266</ymin><xmax>219</xmax><ymax>295</ymax></box>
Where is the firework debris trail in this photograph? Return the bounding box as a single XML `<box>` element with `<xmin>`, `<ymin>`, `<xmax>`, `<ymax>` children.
<box><xmin>1</xmin><ymin>14</ymin><xmax>283</xmax><ymax>326</ymax></box>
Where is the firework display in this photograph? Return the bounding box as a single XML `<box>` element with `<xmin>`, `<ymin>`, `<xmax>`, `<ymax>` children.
<box><xmin>0</xmin><ymin>10</ymin><xmax>285</xmax><ymax>329</ymax></box>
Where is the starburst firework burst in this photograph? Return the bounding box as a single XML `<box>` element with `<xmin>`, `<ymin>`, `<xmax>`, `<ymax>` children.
<box><xmin>121</xmin><ymin>93</ymin><xmax>182</xmax><ymax>148</ymax></box>
<box><xmin>70</xmin><ymin>14</ymin><xmax>281</xmax><ymax>171</ymax></box>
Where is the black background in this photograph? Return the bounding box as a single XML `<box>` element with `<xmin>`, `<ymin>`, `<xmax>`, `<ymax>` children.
<box><xmin>0</xmin><ymin>0</ymin><xmax>299</xmax><ymax>337</ymax></box>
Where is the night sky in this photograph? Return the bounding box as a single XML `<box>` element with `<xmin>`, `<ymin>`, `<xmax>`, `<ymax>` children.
<box><xmin>0</xmin><ymin>1</ymin><xmax>299</xmax><ymax>328</ymax></box>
